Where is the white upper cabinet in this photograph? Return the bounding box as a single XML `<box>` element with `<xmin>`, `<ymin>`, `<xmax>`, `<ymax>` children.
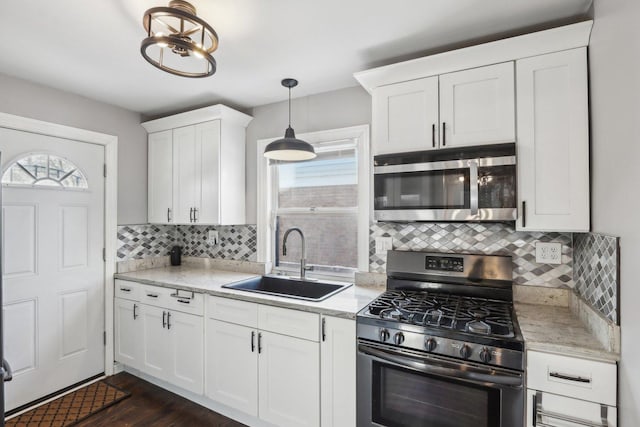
<box><xmin>516</xmin><ymin>48</ymin><xmax>589</xmax><ymax>231</ymax></box>
<box><xmin>147</xmin><ymin>130</ymin><xmax>173</xmax><ymax>224</ymax></box>
<box><xmin>143</xmin><ymin>105</ymin><xmax>252</xmax><ymax>225</ymax></box>
<box><xmin>371</xmin><ymin>63</ymin><xmax>515</xmax><ymax>155</ymax></box>
<box><xmin>373</xmin><ymin>76</ymin><xmax>439</xmax><ymax>155</ymax></box>
<box><xmin>439</xmin><ymin>62</ymin><xmax>515</xmax><ymax>148</ymax></box>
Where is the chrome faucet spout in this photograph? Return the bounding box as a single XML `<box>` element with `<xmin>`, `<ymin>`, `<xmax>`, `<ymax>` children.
<box><xmin>282</xmin><ymin>227</ymin><xmax>308</xmax><ymax>279</ymax></box>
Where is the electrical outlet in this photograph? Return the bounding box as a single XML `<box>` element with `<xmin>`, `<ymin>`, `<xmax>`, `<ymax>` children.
<box><xmin>535</xmin><ymin>242</ymin><xmax>562</xmax><ymax>264</ymax></box>
<box><xmin>375</xmin><ymin>237</ymin><xmax>393</xmax><ymax>254</ymax></box>
<box><xmin>207</xmin><ymin>230</ymin><xmax>219</xmax><ymax>246</ymax></box>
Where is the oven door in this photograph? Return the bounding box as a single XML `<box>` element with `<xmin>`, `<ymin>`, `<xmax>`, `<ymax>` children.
<box><xmin>357</xmin><ymin>341</ymin><xmax>524</xmax><ymax>427</ymax></box>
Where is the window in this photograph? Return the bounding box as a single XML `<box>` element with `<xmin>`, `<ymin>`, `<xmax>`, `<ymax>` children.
<box><xmin>257</xmin><ymin>125</ymin><xmax>370</xmax><ymax>278</ymax></box>
<box><xmin>2</xmin><ymin>153</ymin><xmax>88</xmax><ymax>189</ymax></box>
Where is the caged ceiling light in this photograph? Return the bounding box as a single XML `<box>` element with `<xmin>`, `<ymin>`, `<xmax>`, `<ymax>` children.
<box><xmin>141</xmin><ymin>0</ymin><xmax>218</xmax><ymax>78</ymax></box>
<box><xmin>264</xmin><ymin>79</ymin><xmax>317</xmax><ymax>161</ymax></box>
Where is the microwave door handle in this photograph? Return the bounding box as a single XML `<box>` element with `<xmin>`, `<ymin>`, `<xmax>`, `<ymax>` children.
<box><xmin>358</xmin><ymin>343</ymin><xmax>522</xmax><ymax>387</ymax></box>
<box><xmin>469</xmin><ymin>160</ymin><xmax>479</xmax><ymax>216</ymax></box>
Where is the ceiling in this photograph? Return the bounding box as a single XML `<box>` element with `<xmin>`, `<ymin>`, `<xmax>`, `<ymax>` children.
<box><xmin>0</xmin><ymin>0</ymin><xmax>592</xmax><ymax>117</ymax></box>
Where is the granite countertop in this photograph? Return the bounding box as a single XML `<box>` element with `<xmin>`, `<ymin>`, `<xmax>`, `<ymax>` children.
<box><xmin>115</xmin><ymin>265</ymin><xmax>384</xmax><ymax>319</ymax></box>
<box><xmin>515</xmin><ymin>302</ymin><xmax>620</xmax><ymax>363</ymax></box>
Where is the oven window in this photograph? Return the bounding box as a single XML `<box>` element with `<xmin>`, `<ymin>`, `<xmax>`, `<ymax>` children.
<box><xmin>374</xmin><ymin>169</ymin><xmax>470</xmax><ymax>210</ymax></box>
<box><xmin>372</xmin><ymin>362</ymin><xmax>500</xmax><ymax>427</ymax></box>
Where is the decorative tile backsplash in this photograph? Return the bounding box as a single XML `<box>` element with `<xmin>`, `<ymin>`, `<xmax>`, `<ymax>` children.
<box><xmin>117</xmin><ymin>224</ymin><xmax>176</xmax><ymax>260</ymax></box>
<box><xmin>117</xmin><ymin>224</ymin><xmax>257</xmax><ymax>262</ymax></box>
<box><xmin>573</xmin><ymin>233</ymin><xmax>619</xmax><ymax>324</ymax></box>
<box><xmin>370</xmin><ymin>222</ymin><xmax>573</xmax><ymax>287</ymax></box>
<box><xmin>178</xmin><ymin>225</ymin><xmax>257</xmax><ymax>260</ymax></box>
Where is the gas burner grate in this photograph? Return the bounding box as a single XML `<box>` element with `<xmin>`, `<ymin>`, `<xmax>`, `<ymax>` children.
<box><xmin>364</xmin><ymin>290</ymin><xmax>515</xmax><ymax>338</ymax></box>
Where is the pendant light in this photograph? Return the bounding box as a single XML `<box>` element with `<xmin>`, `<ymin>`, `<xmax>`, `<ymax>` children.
<box><xmin>141</xmin><ymin>0</ymin><xmax>218</xmax><ymax>78</ymax></box>
<box><xmin>264</xmin><ymin>79</ymin><xmax>317</xmax><ymax>161</ymax></box>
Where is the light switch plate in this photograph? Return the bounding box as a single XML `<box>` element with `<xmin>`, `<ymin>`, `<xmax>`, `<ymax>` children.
<box><xmin>375</xmin><ymin>237</ymin><xmax>393</xmax><ymax>254</ymax></box>
<box><xmin>535</xmin><ymin>242</ymin><xmax>562</xmax><ymax>264</ymax></box>
<box><xmin>207</xmin><ymin>230</ymin><xmax>219</xmax><ymax>246</ymax></box>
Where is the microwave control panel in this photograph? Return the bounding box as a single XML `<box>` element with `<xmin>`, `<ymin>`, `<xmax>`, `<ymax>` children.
<box><xmin>425</xmin><ymin>256</ymin><xmax>464</xmax><ymax>273</ymax></box>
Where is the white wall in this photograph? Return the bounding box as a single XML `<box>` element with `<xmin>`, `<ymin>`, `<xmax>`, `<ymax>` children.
<box><xmin>589</xmin><ymin>0</ymin><xmax>640</xmax><ymax>423</ymax></box>
<box><xmin>0</xmin><ymin>73</ymin><xmax>148</xmax><ymax>225</ymax></box>
<box><xmin>245</xmin><ymin>85</ymin><xmax>371</xmax><ymax>223</ymax></box>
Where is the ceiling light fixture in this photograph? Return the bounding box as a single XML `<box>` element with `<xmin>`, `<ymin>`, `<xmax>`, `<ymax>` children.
<box><xmin>264</xmin><ymin>79</ymin><xmax>317</xmax><ymax>161</ymax></box>
<box><xmin>141</xmin><ymin>0</ymin><xmax>218</xmax><ymax>78</ymax></box>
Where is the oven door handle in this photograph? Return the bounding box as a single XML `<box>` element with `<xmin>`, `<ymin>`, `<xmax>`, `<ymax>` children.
<box><xmin>358</xmin><ymin>343</ymin><xmax>523</xmax><ymax>387</ymax></box>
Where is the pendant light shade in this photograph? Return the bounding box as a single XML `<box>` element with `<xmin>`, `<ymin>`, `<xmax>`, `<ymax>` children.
<box><xmin>264</xmin><ymin>79</ymin><xmax>316</xmax><ymax>161</ymax></box>
<box><xmin>141</xmin><ymin>0</ymin><xmax>218</xmax><ymax>78</ymax></box>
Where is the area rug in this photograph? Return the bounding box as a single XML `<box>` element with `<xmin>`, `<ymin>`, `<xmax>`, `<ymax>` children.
<box><xmin>5</xmin><ymin>380</ymin><xmax>130</xmax><ymax>427</ymax></box>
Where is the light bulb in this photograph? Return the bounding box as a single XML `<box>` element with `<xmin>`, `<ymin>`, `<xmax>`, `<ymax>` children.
<box><xmin>193</xmin><ymin>43</ymin><xmax>204</xmax><ymax>59</ymax></box>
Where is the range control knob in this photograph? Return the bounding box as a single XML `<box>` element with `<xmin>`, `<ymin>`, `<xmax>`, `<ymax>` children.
<box><xmin>379</xmin><ymin>329</ymin><xmax>390</xmax><ymax>342</ymax></box>
<box><xmin>480</xmin><ymin>347</ymin><xmax>492</xmax><ymax>363</ymax></box>
<box><xmin>393</xmin><ymin>332</ymin><xmax>405</xmax><ymax>346</ymax></box>
<box><xmin>425</xmin><ymin>338</ymin><xmax>437</xmax><ymax>352</ymax></box>
<box><xmin>459</xmin><ymin>344</ymin><xmax>472</xmax><ymax>359</ymax></box>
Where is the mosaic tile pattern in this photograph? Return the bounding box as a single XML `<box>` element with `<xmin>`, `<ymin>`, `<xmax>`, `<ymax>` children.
<box><xmin>178</xmin><ymin>225</ymin><xmax>257</xmax><ymax>261</ymax></box>
<box><xmin>117</xmin><ymin>224</ymin><xmax>257</xmax><ymax>262</ymax></box>
<box><xmin>370</xmin><ymin>222</ymin><xmax>573</xmax><ymax>287</ymax></box>
<box><xmin>573</xmin><ymin>233</ymin><xmax>619</xmax><ymax>324</ymax></box>
<box><xmin>117</xmin><ymin>224</ymin><xmax>176</xmax><ymax>260</ymax></box>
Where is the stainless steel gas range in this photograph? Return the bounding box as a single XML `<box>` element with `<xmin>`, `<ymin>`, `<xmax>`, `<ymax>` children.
<box><xmin>356</xmin><ymin>251</ymin><xmax>524</xmax><ymax>427</ymax></box>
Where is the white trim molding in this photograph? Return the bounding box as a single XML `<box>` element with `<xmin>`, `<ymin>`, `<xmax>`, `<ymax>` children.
<box><xmin>354</xmin><ymin>20</ymin><xmax>593</xmax><ymax>94</ymax></box>
<box><xmin>141</xmin><ymin>104</ymin><xmax>253</xmax><ymax>133</ymax></box>
<box><xmin>257</xmin><ymin>125</ymin><xmax>371</xmax><ymax>274</ymax></box>
<box><xmin>0</xmin><ymin>112</ymin><xmax>118</xmax><ymax>376</ymax></box>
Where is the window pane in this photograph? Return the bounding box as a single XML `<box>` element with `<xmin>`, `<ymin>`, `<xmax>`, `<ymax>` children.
<box><xmin>277</xmin><ymin>213</ymin><xmax>358</xmax><ymax>270</ymax></box>
<box><xmin>277</xmin><ymin>148</ymin><xmax>357</xmax><ymax>208</ymax></box>
<box><xmin>2</xmin><ymin>153</ymin><xmax>88</xmax><ymax>189</ymax></box>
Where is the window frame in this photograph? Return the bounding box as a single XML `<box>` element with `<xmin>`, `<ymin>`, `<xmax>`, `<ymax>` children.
<box><xmin>257</xmin><ymin>125</ymin><xmax>370</xmax><ymax>280</ymax></box>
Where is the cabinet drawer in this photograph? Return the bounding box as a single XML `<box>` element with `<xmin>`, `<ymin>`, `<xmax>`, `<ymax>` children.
<box><xmin>526</xmin><ymin>389</ymin><xmax>617</xmax><ymax>427</ymax></box>
<box><xmin>258</xmin><ymin>305</ymin><xmax>319</xmax><ymax>342</ymax></box>
<box><xmin>140</xmin><ymin>284</ymin><xmax>170</xmax><ymax>307</ymax></box>
<box><xmin>527</xmin><ymin>351</ymin><xmax>616</xmax><ymax>406</ymax></box>
<box><xmin>165</xmin><ymin>289</ymin><xmax>204</xmax><ymax>316</ymax></box>
<box><xmin>208</xmin><ymin>296</ymin><xmax>258</xmax><ymax>328</ymax></box>
<box><xmin>115</xmin><ymin>280</ymin><xmax>140</xmax><ymax>301</ymax></box>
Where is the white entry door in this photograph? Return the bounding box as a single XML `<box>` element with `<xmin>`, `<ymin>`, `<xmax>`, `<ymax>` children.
<box><xmin>1</xmin><ymin>128</ymin><xmax>105</xmax><ymax>411</ymax></box>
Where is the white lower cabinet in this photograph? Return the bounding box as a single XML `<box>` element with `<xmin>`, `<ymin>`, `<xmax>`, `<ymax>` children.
<box><xmin>114</xmin><ymin>298</ymin><xmax>142</xmax><ymax>370</ymax></box>
<box><xmin>526</xmin><ymin>350</ymin><xmax>617</xmax><ymax>427</ymax></box>
<box><xmin>114</xmin><ymin>281</ymin><xmax>204</xmax><ymax>395</ymax></box>
<box><xmin>320</xmin><ymin>316</ymin><xmax>356</xmax><ymax>427</ymax></box>
<box><xmin>205</xmin><ymin>296</ymin><xmax>329</xmax><ymax>427</ymax></box>
<box><xmin>258</xmin><ymin>330</ymin><xmax>320</xmax><ymax>427</ymax></box>
<box><xmin>206</xmin><ymin>319</ymin><xmax>259</xmax><ymax>416</ymax></box>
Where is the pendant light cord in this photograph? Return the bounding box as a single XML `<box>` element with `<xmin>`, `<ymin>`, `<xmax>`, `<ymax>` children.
<box><xmin>288</xmin><ymin>86</ymin><xmax>292</xmax><ymax>127</ymax></box>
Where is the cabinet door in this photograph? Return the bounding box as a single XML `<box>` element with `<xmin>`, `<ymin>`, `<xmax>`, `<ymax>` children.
<box><xmin>372</xmin><ymin>76</ymin><xmax>439</xmax><ymax>155</ymax></box>
<box><xmin>320</xmin><ymin>317</ymin><xmax>356</xmax><ymax>427</ymax></box>
<box><xmin>205</xmin><ymin>319</ymin><xmax>258</xmax><ymax>416</ymax></box>
<box><xmin>140</xmin><ymin>304</ymin><xmax>169</xmax><ymax>379</ymax></box>
<box><xmin>516</xmin><ymin>48</ymin><xmax>589</xmax><ymax>231</ymax></box>
<box><xmin>167</xmin><ymin>310</ymin><xmax>204</xmax><ymax>394</ymax></box>
<box><xmin>258</xmin><ymin>331</ymin><xmax>320</xmax><ymax>427</ymax></box>
<box><xmin>114</xmin><ymin>298</ymin><xmax>142</xmax><ymax>370</ymax></box>
<box><xmin>148</xmin><ymin>130</ymin><xmax>173</xmax><ymax>224</ymax></box>
<box><xmin>197</xmin><ymin>120</ymin><xmax>221</xmax><ymax>224</ymax></box>
<box><xmin>439</xmin><ymin>62</ymin><xmax>515</xmax><ymax>148</ymax></box>
<box><xmin>173</xmin><ymin>125</ymin><xmax>198</xmax><ymax>224</ymax></box>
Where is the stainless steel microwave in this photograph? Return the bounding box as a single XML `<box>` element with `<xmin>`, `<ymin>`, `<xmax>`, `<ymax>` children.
<box><xmin>373</xmin><ymin>144</ymin><xmax>517</xmax><ymax>222</ymax></box>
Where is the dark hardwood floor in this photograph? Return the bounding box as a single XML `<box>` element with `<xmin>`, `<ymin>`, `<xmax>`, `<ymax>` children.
<box><xmin>75</xmin><ymin>372</ymin><xmax>246</xmax><ymax>427</ymax></box>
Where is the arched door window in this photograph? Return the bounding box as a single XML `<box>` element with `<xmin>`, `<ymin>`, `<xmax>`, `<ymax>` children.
<box><xmin>2</xmin><ymin>153</ymin><xmax>88</xmax><ymax>189</ymax></box>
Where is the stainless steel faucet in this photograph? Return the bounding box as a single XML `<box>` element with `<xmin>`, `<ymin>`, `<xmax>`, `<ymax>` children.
<box><xmin>282</xmin><ymin>227</ymin><xmax>310</xmax><ymax>279</ymax></box>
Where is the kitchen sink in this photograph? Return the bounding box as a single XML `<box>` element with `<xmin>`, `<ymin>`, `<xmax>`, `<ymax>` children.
<box><xmin>222</xmin><ymin>275</ymin><xmax>352</xmax><ymax>302</ymax></box>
